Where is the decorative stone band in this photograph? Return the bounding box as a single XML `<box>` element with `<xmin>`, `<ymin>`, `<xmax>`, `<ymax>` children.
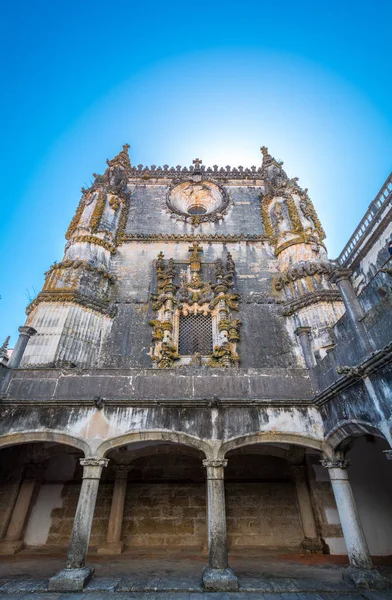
<box><xmin>202</xmin><ymin>460</ymin><xmax>228</xmax><ymax>468</ymax></box>
<box><xmin>128</xmin><ymin>165</ymin><xmax>264</xmax><ymax>180</ymax></box>
<box><xmin>320</xmin><ymin>457</ymin><xmax>350</xmax><ymax>470</ymax></box>
<box><xmin>282</xmin><ymin>290</ymin><xmax>342</xmax><ymax>316</ymax></box>
<box><xmin>45</xmin><ymin>260</ymin><xmax>116</xmax><ymax>284</ymax></box>
<box><xmin>119</xmin><ymin>233</ymin><xmax>266</xmax><ymax>243</ymax></box>
<box><xmin>67</xmin><ymin>235</ymin><xmax>117</xmax><ymax>255</ymax></box>
<box><xmin>274</xmin><ymin>261</ymin><xmax>333</xmax><ymax>291</ymax></box>
<box><xmin>26</xmin><ymin>290</ymin><xmax>116</xmax><ymax>318</ymax></box>
<box><xmin>275</xmin><ymin>235</ymin><xmax>326</xmax><ymax>257</ymax></box>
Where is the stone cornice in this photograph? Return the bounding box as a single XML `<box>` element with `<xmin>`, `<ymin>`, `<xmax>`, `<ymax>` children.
<box><xmin>314</xmin><ymin>341</ymin><xmax>392</xmax><ymax>406</ymax></box>
<box><xmin>282</xmin><ymin>290</ymin><xmax>342</xmax><ymax>316</ymax></box>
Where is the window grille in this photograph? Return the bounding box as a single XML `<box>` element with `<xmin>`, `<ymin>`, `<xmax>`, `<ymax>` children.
<box><xmin>178</xmin><ymin>314</ymin><xmax>213</xmax><ymax>355</ymax></box>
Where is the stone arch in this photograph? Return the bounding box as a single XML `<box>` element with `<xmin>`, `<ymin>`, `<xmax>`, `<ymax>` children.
<box><xmin>325</xmin><ymin>419</ymin><xmax>391</xmax><ymax>452</ymax></box>
<box><xmin>96</xmin><ymin>429</ymin><xmax>211</xmax><ymax>459</ymax></box>
<box><xmin>218</xmin><ymin>431</ymin><xmax>325</xmax><ymax>459</ymax></box>
<box><xmin>0</xmin><ymin>430</ymin><xmax>91</xmax><ymax>456</ymax></box>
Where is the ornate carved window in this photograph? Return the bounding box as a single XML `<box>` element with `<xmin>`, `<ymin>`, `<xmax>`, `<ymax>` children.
<box><xmin>149</xmin><ymin>243</ymin><xmax>241</xmax><ymax>368</ymax></box>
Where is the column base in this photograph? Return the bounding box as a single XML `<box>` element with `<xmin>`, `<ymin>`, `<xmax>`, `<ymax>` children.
<box><xmin>342</xmin><ymin>566</ymin><xmax>391</xmax><ymax>590</ymax></box>
<box><xmin>301</xmin><ymin>537</ymin><xmax>324</xmax><ymax>553</ymax></box>
<box><xmin>0</xmin><ymin>540</ymin><xmax>25</xmax><ymax>555</ymax></box>
<box><xmin>202</xmin><ymin>567</ymin><xmax>239</xmax><ymax>592</ymax></box>
<box><xmin>97</xmin><ymin>541</ymin><xmax>124</xmax><ymax>555</ymax></box>
<box><xmin>48</xmin><ymin>567</ymin><xmax>94</xmax><ymax>592</ymax></box>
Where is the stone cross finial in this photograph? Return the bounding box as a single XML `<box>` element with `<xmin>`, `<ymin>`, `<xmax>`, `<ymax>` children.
<box><xmin>193</xmin><ymin>158</ymin><xmax>202</xmax><ymax>169</ymax></box>
<box><xmin>188</xmin><ymin>241</ymin><xmax>203</xmax><ymax>256</ymax></box>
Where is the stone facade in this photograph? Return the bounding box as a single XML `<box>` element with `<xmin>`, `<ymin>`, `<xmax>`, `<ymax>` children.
<box><xmin>0</xmin><ymin>145</ymin><xmax>391</xmax><ymax>591</ymax></box>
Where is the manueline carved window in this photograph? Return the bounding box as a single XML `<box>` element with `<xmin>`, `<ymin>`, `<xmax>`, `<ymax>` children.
<box><xmin>149</xmin><ymin>242</ymin><xmax>241</xmax><ymax>368</ymax></box>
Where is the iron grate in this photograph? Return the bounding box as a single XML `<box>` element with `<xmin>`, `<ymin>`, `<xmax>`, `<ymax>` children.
<box><xmin>179</xmin><ymin>314</ymin><xmax>213</xmax><ymax>355</ymax></box>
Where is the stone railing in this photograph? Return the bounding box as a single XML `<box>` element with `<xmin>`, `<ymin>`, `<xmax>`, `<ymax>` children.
<box><xmin>128</xmin><ymin>164</ymin><xmax>264</xmax><ymax>180</ymax></box>
<box><xmin>337</xmin><ymin>172</ymin><xmax>392</xmax><ymax>267</ymax></box>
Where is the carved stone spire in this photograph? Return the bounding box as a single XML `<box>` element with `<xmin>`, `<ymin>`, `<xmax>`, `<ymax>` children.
<box><xmin>106</xmin><ymin>144</ymin><xmax>131</xmax><ymax>170</ymax></box>
<box><xmin>0</xmin><ymin>336</ymin><xmax>10</xmax><ymax>360</ymax></box>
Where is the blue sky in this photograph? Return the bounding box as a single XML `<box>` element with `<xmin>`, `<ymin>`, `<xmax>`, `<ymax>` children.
<box><xmin>1</xmin><ymin>0</ymin><xmax>391</xmax><ymax>344</ymax></box>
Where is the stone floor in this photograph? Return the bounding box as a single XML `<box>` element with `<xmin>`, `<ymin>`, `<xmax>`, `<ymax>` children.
<box><xmin>0</xmin><ymin>549</ymin><xmax>392</xmax><ymax>599</ymax></box>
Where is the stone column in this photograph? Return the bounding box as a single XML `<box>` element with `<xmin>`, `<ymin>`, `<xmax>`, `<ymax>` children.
<box><xmin>290</xmin><ymin>464</ymin><xmax>322</xmax><ymax>553</ymax></box>
<box><xmin>48</xmin><ymin>457</ymin><xmax>109</xmax><ymax>592</ymax></box>
<box><xmin>321</xmin><ymin>457</ymin><xmax>389</xmax><ymax>589</ymax></box>
<box><xmin>0</xmin><ymin>464</ymin><xmax>41</xmax><ymax>555</ymax></box>
<box><xmin>330</xmin><ymin>269</ymin><xmax>373</xmax><ymax>353</ymax></box>
<box><xmin>97</xmin><ymin>465</ymin><xmax>130</xmax><ymax>555</ymax></box>
<box><xmin>202</xmin><ymin>459</ymin><xmax>238</xmax><ymax>592</ymax></box>
<box><xmin>294</xmin><ymin>326</ymin><xmax>316</xmax><ymax>368</ymax></box>
<box><xmin>7</xmin><ymin>326</ymin><xmax>37</xmax><ymax>369</ymax></box>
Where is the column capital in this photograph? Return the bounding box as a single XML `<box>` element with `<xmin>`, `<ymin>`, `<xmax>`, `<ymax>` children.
<box><xmin>80</xmin><ymin>457</ymin><xmax>109</xmax><ymax>468</ymax></box>
<box><xmin>294</xmin><ymin>326</ymin><xmax>311</xmax><ymax>338</ymax></box>
<box><xmin>18</xmin><ymin>326</ymin><xmax>37</xmax><ymax>338</ymax></box>
<box><xmin>113</xmin><ymin>464</ymin><xmax>132</xmax><ymax>478</ymax></box>
<box><xmin>203</xmin><ymin>459</ymin><xmax>228</xmax><ymax>469</ymax></box>
<box><xmin>321</xmin><ymin>457</ymin><xmax>350</xmax><ymax>469</ymax></box>
<box><xmin>23</xmin><ymin>463</ymin><xmax>43</xmax><ymax>478</ymax></box>
<box><xmin>383</xmin><ymin>450</ymin><xmax>392</xmax><ymax>461</ymax></box>
<box><xmin>329</xmin><ymin>267</ymin><xmax>353</xmax><ymax>284</ymax></box>
<box><xmin>80</xmin><ymin>457</ymin><xmax>109</xmax><ymax>479</ymax></box>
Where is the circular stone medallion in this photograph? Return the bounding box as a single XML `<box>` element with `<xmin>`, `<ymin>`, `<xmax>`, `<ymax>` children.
<box><xmin>167</xmin><ymin>181</ymin><xmax>228</xmax><ymax>220</ymax></box>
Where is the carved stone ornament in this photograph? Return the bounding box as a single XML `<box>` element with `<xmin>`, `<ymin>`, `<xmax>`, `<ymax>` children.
<box><xmin>259</xmin><ymin>147</ymin><xmax>325</xmax><ymax>251</ymax></box>
<box><xmin>166</xmin><ymin>180</ymin><xmax>230</xmax><ymax>226</ymax></box>
<box><xmin>149</xmin><ymin>243</ymin><xmax>241</xmax><ymax>368</ymax></box>
<box><xmin>320</xmin><ymin>457</ymin><xmax>350</xmax><ymax>469</ymax></box>
<box><xmin>273</xmin><ymin>261</ymin><xmax>333</xmax><ymax>291</ymax></box>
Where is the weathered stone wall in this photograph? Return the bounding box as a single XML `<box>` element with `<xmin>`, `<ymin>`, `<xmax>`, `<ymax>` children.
<box><xmin>125</xmin><ymin>184</ymin><xmax>264</xmax><ymax>238</ymax></box>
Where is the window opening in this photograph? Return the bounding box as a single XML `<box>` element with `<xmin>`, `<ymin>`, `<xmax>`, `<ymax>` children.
<box><xmin>179</xmin><ymin>314</ymin><xmax>213</xmax><ymax>355</ymax></box>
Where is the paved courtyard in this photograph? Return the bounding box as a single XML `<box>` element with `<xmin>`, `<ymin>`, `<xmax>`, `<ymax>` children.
<box><xmin>0</xmin><ymin>549</ymin><xmax>392</xmax><ymax>599</ymax></box>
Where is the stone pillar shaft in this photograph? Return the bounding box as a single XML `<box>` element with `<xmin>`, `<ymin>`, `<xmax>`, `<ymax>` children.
<box><xmin>65</xmin><ymin>458</ymin><xmax>109</xmax><ymax>569</ymax></box>
<box><xmin>0</xmin><ymin>465</ymin><xmax>41</xmax><ymax>555</ymax></box>
<box><xmin>7</xmin><ymin>326</ymin><xmax>37</xmax><ymax>369</ymax></box>
<box><xmin>202</xmin><ymin>459</ymin><xmax>238</xmax><ymax>592</ymax></box>
<box><xmin>322</xmin><ymin>458</ymin><xmax>372</xmax><ymax>569</ymax></box>
<box><xmin>97</xmin><ymin>465</ymin><xmax>129</xmax><ymax>554</ymax></box>
<box><xmin>204</xmin><ymin>459</ymin><xmax>228</xmax><ymax>569</ymax></box>
<box><xmin>294</xmin><ymin>327</ymin><xmax>315</xmax><ymax>368</ymax></box>
<box><xmin>5</xmin><ymin>479</ymin><xmax>36</xmax><ymax>542</ymax></box>
<box><xmin>330</xmin><ymin>269</ymin><xmax>372</xmax><ymax>353</ymax></box>
<box><xmin>290</xmin><ymin>465</ymin><xmax>319</xmax><ymax>541</ymax></box>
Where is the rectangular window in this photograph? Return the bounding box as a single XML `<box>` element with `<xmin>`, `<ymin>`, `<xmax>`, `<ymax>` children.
<box><xmin>178</xmin><ymin>314</ymin><xmax>213</xmax><ymax>355</ymax></box>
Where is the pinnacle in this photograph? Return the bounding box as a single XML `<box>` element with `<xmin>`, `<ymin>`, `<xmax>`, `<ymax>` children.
<box><xmin>106</xmin><ymin>143</ymin><xmax>131</xmax><ymax>170</ymax></box>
